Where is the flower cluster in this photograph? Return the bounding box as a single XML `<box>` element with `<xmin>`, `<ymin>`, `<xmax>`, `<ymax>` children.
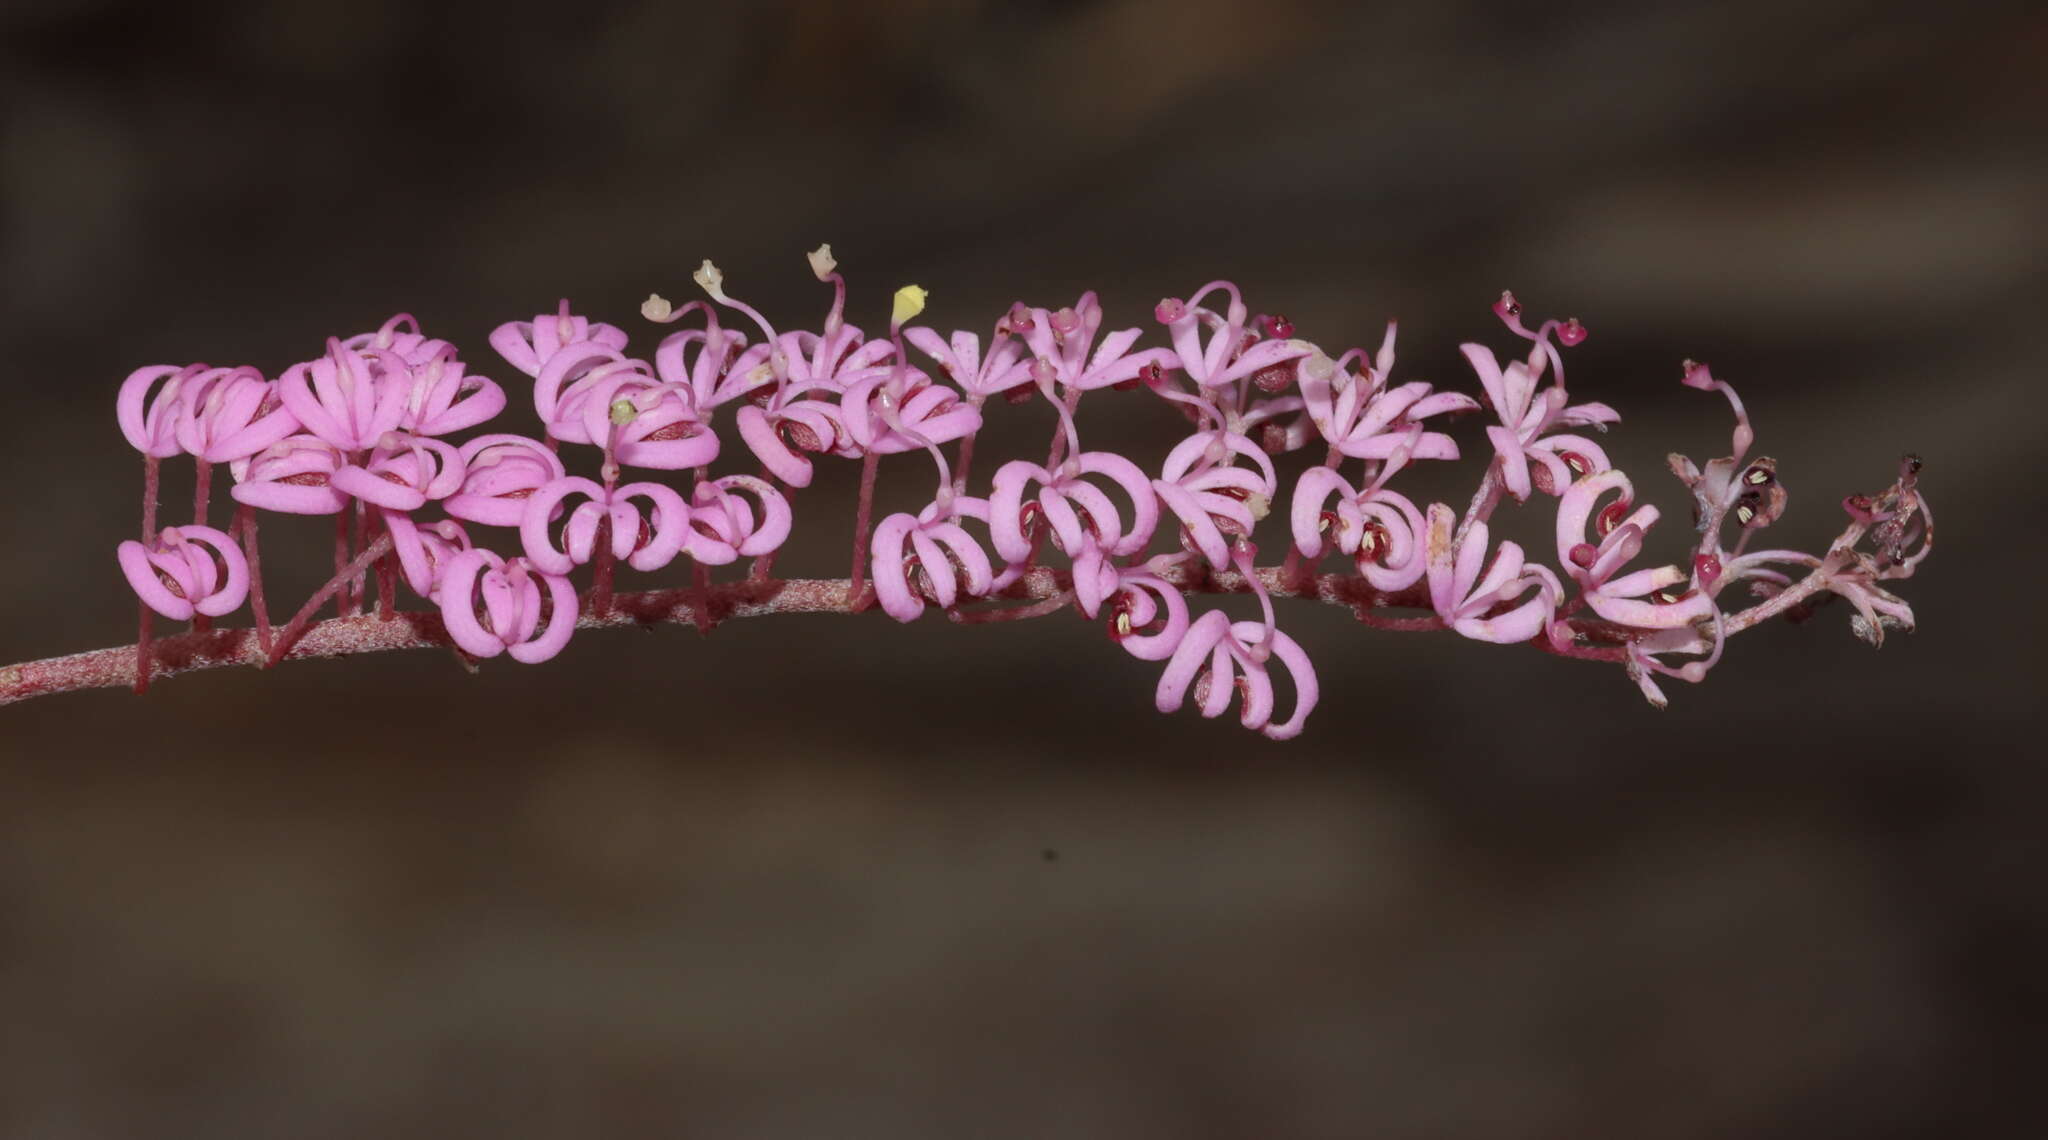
<box><xmin>96</xmin><ymin>252</ymin><xmax>1933</xmax><ymax>736</ymax></box>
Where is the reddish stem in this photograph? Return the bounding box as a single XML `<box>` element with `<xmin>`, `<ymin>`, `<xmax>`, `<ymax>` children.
<box><xmin>590</xmin><ymin>519</ymin><xmax>616</xmax><ymax>618</ymax></box>
<box><xmin>239</xmin><ymin>504</ymin><xmax>273</xmax><ymax>659</ymax></box>
<box><xmin>846</xmin><ymin>449</ymin><xmax>880</xmax><ymax>609</ymax></box>
<box><xmin>332</xmin><ymin>512</ymin><xmax>350</xmax><ymax>619</ymax></box>
<box><xmin>691</xmin><ymin>559</ymin><xmax>713</xmax><ymax>634</ymax></box>
<box><xmin>141</xmin><ymin>454</ymin><xmax>160</xmax><ymax>541</ymax></box>
<box><xmin>134</xmin><ymin>604</ymin><xmax>153</xmax><ymax>695</ymax></box>
<box><xmin>192</xmin><ymin>459</ymin><xmax>212</xmax><ymax>528</ymax></box>
<box><xmin>271</xmin><ymin>533</ymin><xmax>395</xmax><ymax>666</ymax></box>
<box><xmin>349</xmin><ymin>500</ymin><xmax>370</xmax><ymax>616</ymax></box>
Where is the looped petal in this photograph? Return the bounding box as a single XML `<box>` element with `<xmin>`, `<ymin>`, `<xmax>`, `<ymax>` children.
<box><xmin>386</xmin><ymin>515</ymin><xmax>472</xmax><ymax>599</ymax></box>
<box><xmin>278</xmin><ymin>339</ymin><xmax>409</xmax><ymax>452</ymax></box>
<box><xmin>839</xmin><ymin>373</ymin><xmax>981</xmax><ymax>453</ymax></box>
<box><xmin>653</xmin><ymin>309</ymin><xmax>761</xmax><ymax>409</ymax></box>
<box><xmin>734</xmin><ymin>400</ymin><xmax>843</xmax><ymax>487</ymax></box>
<box><xmin>1289</xmin><ymin>466</ymin><xmax>1356</xmax><ymax>559</ymax></box>
<box><xmin>522</xmin><ymin>477</ymin><xmax>695</xmax><ymax>577</ymax></box>
<box><xmin>532</xmin><ymin>344</ymin><xmax>645</xmax><ymax>438</ymax></box>
<box><xmin>330</xmin><ymin>435</ymin><xmax>466</xmax><ymax>512</ymax></box>
<box><xmin>438</xmin><ymin>550</ymin><xmax>579</xmax><ymax>664</ymax></box>
<box><xmin>229</xmin><ymin>434</ymin><xmax>351</xmax><ymax>515</ymax></box>
<box><xmin>118</xmin><ymin>525</ymin><xmax>248</xmax><ymax>620</ymax></box>
<box><xmin>1425</xmin><ymin>504</ymin><xmax>1560</xmax><ymax>643</ymax></box>
<box><xmin>687</xmin><ymin>474</ymin><xmax>793</xmax><ymax>562</ymax></box>
<box><xmin>119</xmin><ymin>364</ymin><xmax>215</xmax><ymax>457</ymax></box>
<box><xmin>1154</xmin><ymin>611</ymin><xmax>1319</xmax><ymax>739</ymax></box>
<box><xmin>574</xmin><ymin>372</ymin><xmax>720</xmax><ymax>470</ymax></box>
<box><xmin>398</xmin><ymin>347</ymin><xmax>506</xmax><ymax>437</ymax></box>
<box><xmin>490</xmin><ymin>305</ymin><xmax>629</xmax><ymax>379</ymax></box>
<box><xmin>445</xmin><ymin>434</ymin><xmax>567</xmax><ymax>527</ymax></box>
<box><xmin>176</xmin><ymin>366</ymin><xmax>300</xmax><ymax>463</ymax></box>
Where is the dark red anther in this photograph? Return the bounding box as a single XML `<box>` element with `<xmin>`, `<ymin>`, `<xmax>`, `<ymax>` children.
<box><xmin>1560</xmin><ymin>451</ymin><xmax>1592</xmax><ymax>478</ymax></box>
<box><xmin>1693</xmin><ymin>553</ymin><xmax>1722</xmax><ymax>590</ymax></box>
<box><xmin>643</xmin><ymin>420</ymin><xmax>703</xmax><ymax>443</ymax></box>
<box><xmin>1261</xmin><ymin>314</ymin><xmax>1294</xmax><ymax>339</ymax></box>
<box><xmin>1137</xmin><ymin>360</ymin><xmax>1172</xmax><ymax>388</ymax></box>
<box><xmin>1595</xmin><ymin>497</ymin><xmax>1632</xmax><ymax>536</ymax></box>
<box><xmin>1494</xmin><ymin>291</ymin><xmax>1521</xmax><ymax>320</ymax></box>
<box><xmin>1259</xmin><ymin>423</ymin><xmax>1288</xmax><ymax>454</ymax></box>
<box><xmin>1155</xmin><ymin>298</ymin><xmax>1186</xmax><ymax>324</ymax></box>
<box><xmin>778</xmin><ymin>420</ymin><xmax>823</xmax><ymax>453</ymax></box>
<box><xmin>1568</xmin><ymin>542</ymin><xmax>1598</xmax><ymax>570</ymax></box>
<box><xmin>1357</xmin><ymin>520</ymin><xmax>1389</xmax><ymax>564</ymax></box>
<box><xmin>1001</xmin><ymin>381</ymin><xmax>1037</xmax><ymax>405</ymax></box>
<box><xmin>1557</xmin><ymin>318</ymin><xmax>1587</xmax><ymax>346</ymax></box>
<box><xmin>1250</xmin><ymin>362</ymin><xmax>1295</xmax><ymax>392</ymax></box>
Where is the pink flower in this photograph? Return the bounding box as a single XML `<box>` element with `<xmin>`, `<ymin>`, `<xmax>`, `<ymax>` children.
<box><xmin>870</xmin><ymin>499</ymin><xmax>998</xmax><ymax>622</ymax></box>
<box><xmin>118</xmin><ymin>363</ymin><xmax>216</xmax><ymax>458</ymax></box>
<box><xmin>341</xmin><ymin>313</ymin><xmax>455</xmax><ymax>368</ymax></box>
<box><xmin>443</xmin><ymin>434</ymin><xmax>567</xmax><ymax>527</ymax></box>
<box><xmin>682</xmin><ymin>475</ymin><xmax>793</xmax><ymax>564</ymax></box>
<box><xmin>839</xmin><ymin>370</ymin><xmax>981</xmax><ymax>454</ymax></box>
<box><xmin>1555</xmin><ymin>470</ymin><xmax>1715</xmax><ymax>630</ymax></box>
<box><xmin>1020</xmin><ymin>292</ymin><xmax>1179</xmax><ymax>392</ymax></box>
<box><xmin>1152</xmin><ymin>429</ymin><xmax>1277</xmax><ymax>569</ymax></box>
<box><xmin>1155</xmin><ymin>281</ymin><xmax>1313</xmax><ymax>389</ymax></box>
<box><xmin>1424</xmin><ymin>503</ymin><xmax>1564</xmax><ymax>643</ymax></box>
<box><xmin>1071</xmin><ymin>544</ymin><xmax>1190</xmax><ymax>660</ymax></box>
<box><xmin>733</xmin><ymin>387</ymin><xmax>849</xmax><ymax>487</ymax></box>
<box><xmin>229</xmin><ymin>434</ymin><xmax>351</xmax><ymax>515</ymax></box>
<box><xmin>1461</xmin><ymin>295</ymin><xmax>1615</xmax><ymax>500</ymax></box>
<box><xmin>329</xmin><ymin>433</ymin><xmax>467</xmax><ymax>512</ymax></box>
<box><xmin>385</xmin><ymin>516</ymin><xmax>472</xmax><ymax>599</ymax></box>
<box><xmin>519</xmin><ymin>476</ymin><xmax>693</xmax><ymax>576</ymax></box>
<box><xmin>529</xmin><ymin>343</ymin><xmax>644</xmax><ymax>441</ymax></box>
<box><xmin>1300</xmin><ymin>325</ymin><xmax>1474</xmax><ymax>461</ymax></box>
<box><xmin>117</xmin><ymin>525</ymin><xmax>249</xmax><ymax>620</ymax></box>
<box><xmin>489</xmin><ymin>302</ymin><xmax>628</xmax><ymax>379</ymax></box>
<box><xmin>1290</xmin><ymin>465</ymin><xmax>1430</xmax><ymax>591</ymax></box>
<box><xmin>393</xmin><ymin>346</ymin><xmax>505</xmax><ymax>437</ymax></box>
<box><xmin>904</xmin><ymin>321</ymin><xmax>1033</xmax><ymax>401</ymax></box>
<box><xmin>989</xmin><ymin>452</ymin><xmax>1159</xmax><ymax>563</ymax></box>
<box><xmin>571</xmin><ymin>371</ymin><xmax>721</xmax><ymax>471</ymax></box>
<box><xmin>437</xmin><ymin>549</ymin><xmax>579</xmax><ymax>664</ymax></box>
<box><xmin>1154</xmin><ymin>608</ymin><xmax>1318</xmax><ymax>740</ymax></box>
<box><xmin>278</xmin><ymin>339</ymin><xmax>408</xmax><ymax>452</ymax></box>
<box><xmin>651</xmin><ymin>302</ymin><xmax>768</xmax><ymax>410</ymax></box>
<box><xmin>175</xmin><ymin>366</ymin><xmax>301</xmax><ymax>464</ymax></box>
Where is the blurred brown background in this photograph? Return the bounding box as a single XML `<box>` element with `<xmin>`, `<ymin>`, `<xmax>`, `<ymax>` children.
<box><xmin>2</xmin><ymin>0</ymin><xmax>2043</xmax><ymax>1136</ymax></box>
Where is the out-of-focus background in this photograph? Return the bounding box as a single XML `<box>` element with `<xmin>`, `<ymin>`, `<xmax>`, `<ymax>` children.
<box><xmin>2</xmin><ymin>0</ymin><xmax>2042</xmax><ymax>1135</ymax></box>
